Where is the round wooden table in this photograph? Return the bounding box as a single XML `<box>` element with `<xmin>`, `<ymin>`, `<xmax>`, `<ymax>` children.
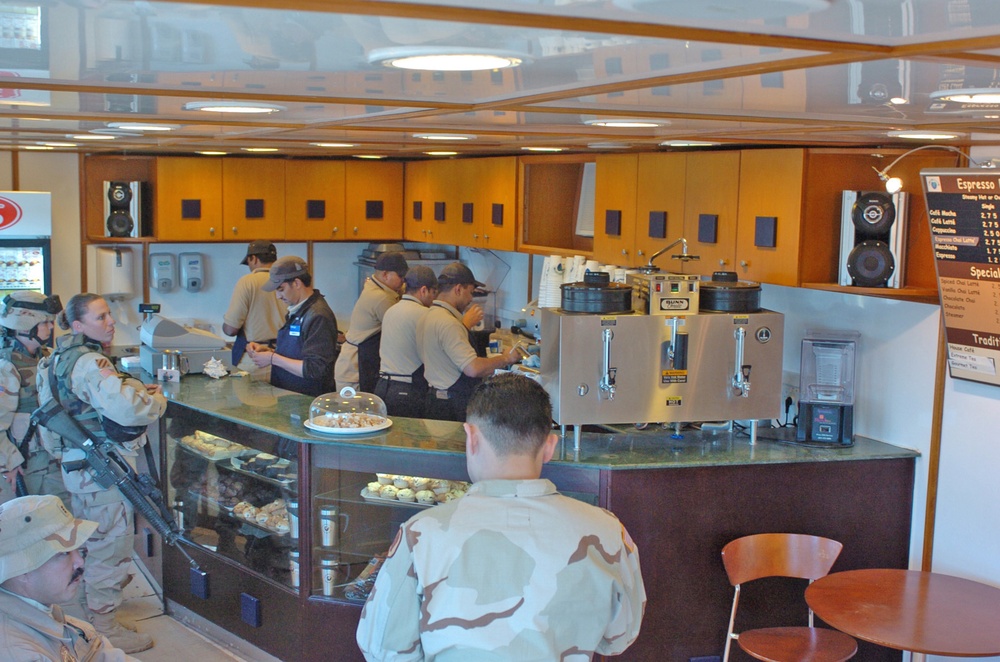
<box><xmin>805</xmin><ymin>569</ymin><xmax>1000</xmax><ymax>657</ymax></box>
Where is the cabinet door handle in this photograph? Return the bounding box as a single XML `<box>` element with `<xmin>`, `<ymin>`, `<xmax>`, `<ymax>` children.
<box><xmin>719</xmin><ymin>259</ymin><xmax>729</xmax><ymax>266</ymax></box>
<box><xmin>209</xmin><ymin>227</ymin><xmax>215</xmax><ymax>236</ymax></box>
<box><xmin>332</xmin><ymin>227</ymin><xmax>339</xmax><ymax>235</ymax></box>
<box><xmin>621</xmin><ymin>249</ymin><xmax>628</xmax><ymax>256</ymax></box>
<box><xmin>484</xmin><ymin>234</ymin><xmax>490</xmax><ymax>241</ymax></box>
<box><xmin>232</xmin><ymin>226</ymin><xmax>238</xmax><ymax>235</ymax></box>
<box><xmin>740</xmin><ymin>260</ymin><xmax>749</xmax><ymax>268</ymax></box>
<box><xmin>473</xmin><ymin>233</ymin><xmax>479</xmax><ymax>239</ymax></box>
<box><xmin>353</xmin><ymin>226</ymin><xmax>359</xmax><ymax>234</ymax></box>
<box><xmin>637</xmin><ymin>249</ymin><xmax>644</xmax><ymax>257</ymax></box>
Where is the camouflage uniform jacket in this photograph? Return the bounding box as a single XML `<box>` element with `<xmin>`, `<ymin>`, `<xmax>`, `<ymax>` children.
<box><xmin>0</xmin><ymin>339</ymin><xmax>48</xmax><ymax>472</ymax></box>
<box><xmin>356</xmin><ymin>478</ymin><xmax>646</xmax><ymax>661</ymax></box>
<box><xmin>0</xmin><ymin>588</ymin><xmax>135</xmax><ymax>661</ymax></box>
<box><xmin>35</xmin><ymin>334</ymin><xmax>166</xmax><ymax>494</ymax></box>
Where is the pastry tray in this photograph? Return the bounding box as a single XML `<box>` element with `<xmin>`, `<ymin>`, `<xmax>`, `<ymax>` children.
<box><xmin>221</xmin><ymin>456</ymin><xmax>297</xmax><ymax>489</ymax></box>
<box><xmin>360</xmin><ymin>487</ymin><xmax>435</xmax><ymax>508</ymax></box>
<box><xmin>175</xmin><ymin>435</ymin><xmax>253</xmax><ymax>461</ymax></box>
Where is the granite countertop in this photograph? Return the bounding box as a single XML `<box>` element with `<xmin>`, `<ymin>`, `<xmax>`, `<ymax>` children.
<box><xmin>157</xmin><ymin>374</ymin><xmax>919</xmax><ymax>471</ymax></box>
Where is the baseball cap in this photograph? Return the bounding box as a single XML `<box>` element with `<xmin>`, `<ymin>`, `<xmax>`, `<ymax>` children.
<box><xmin>262</xmin><ymin>255</ymin><xmax>311</xmax><ymax>292</ymax></box>
<box><xmin>0</xmin><ymin>495</ymin><xmax>97</xmax><ymax>584</ymax></box>
<box><xmin>374</xmin><ymin>252</ymin><xmax>409</xmax><ymax>277</ymax></box>
<box><xmin>241</xmin><ymin>240</ymin><xmax>277</xmax><ymax>265</ymax></box>
<box><xmin>404</xmin><ymin>265</ymin><xmax>438</xmax><ymax>291</ymax></box>
<box><xmin>437</xmin><ymin>262</ymin><xmax>484</xmax><ymax>288</ymax></box>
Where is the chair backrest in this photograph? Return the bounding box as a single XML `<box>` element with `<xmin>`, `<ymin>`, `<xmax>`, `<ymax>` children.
<box><xmin>721</xmin><ymin>533</ymin><xmax>844</xmax><ymax>586</ymax></box>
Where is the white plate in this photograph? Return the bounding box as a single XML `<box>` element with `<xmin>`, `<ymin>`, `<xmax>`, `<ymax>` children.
<box><xmin>360</xmin><ymin>488</ymin><xmax>433</xmax><ymax>508</ymax></box>
<box><xmin>304</xmin><ymin>417</ymin><xmax>392</xmax><ymax>435</ymax></box>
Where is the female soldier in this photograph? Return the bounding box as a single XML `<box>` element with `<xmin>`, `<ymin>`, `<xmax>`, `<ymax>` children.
<box><xmin>0</xmin><ymin>292</ymin><xmax>68</xmax><ymax>505</ymax></box>
<box><xmin>35</xmin><ymin>293</ymin><xmax>166</xmax><ymax>654</ymax></box>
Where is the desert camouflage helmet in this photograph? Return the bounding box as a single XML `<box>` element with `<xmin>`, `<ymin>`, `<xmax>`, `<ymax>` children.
<box><xmin>0</xmin><ymin>291</ymin><xmax>63</xmax><ymax>332</ymax></box>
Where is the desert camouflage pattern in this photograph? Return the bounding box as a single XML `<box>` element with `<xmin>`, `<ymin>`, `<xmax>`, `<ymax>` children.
<box><xmin>34</xmin><ymin>333</ymin><xmax>165</xmax><ymax>614</ymax></box>
<box><xmin>36</xmin><ymin>334</ymin><xmax>166</xmax><ymax>493</ymax></box>
<box><xmin>0</xmin><ymin>342</ymin><xmax>67</xmax><ymax>505</ymax></box>
<box><xmin>356</xmin><ymin>478</ymin><xmax>646</xmax><ymax>661</ymax></box>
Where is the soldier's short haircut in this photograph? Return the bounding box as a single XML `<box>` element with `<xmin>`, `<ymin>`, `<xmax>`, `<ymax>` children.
<box><xmin>466</xmin><ymin>373</ymin><xmax>552</xmax><ymax>457</ymax></box>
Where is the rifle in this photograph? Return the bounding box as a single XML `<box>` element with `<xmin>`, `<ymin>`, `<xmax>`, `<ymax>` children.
<box><xmin>31</xmin><ymin>399</ymin><xmax>200</xmax><ymax>571</ymax></box>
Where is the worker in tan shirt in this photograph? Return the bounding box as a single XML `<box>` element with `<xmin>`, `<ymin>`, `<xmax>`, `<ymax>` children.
<box><xmin>335</xmin><ymin>252</ymin><xmax>408</xmax><ymax>393</ymax></box>
<box><xmin>223</xmin><ymin>240</ymin><xmax>287</xmax><ymax>378</ymax></box>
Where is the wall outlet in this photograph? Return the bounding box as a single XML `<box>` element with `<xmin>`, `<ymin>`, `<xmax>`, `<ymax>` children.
<box><xmin>782</xmin><ymin>382</ymin><xmax>800</xmax><ymax>405</ymax></box>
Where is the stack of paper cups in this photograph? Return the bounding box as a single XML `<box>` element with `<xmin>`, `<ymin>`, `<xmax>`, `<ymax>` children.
<box><xmin>584</xmin><ymin>259</ymin><xmax>600</xmax><ymax>275</ymax></box>
<box><xmin>540</xmin><ymin>255</ymin><xmax>566</xmax><ymax>308</ymax></box>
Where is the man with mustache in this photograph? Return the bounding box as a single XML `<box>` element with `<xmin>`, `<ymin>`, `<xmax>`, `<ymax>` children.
<box><xmin>0</xmin><ymin>495</ymin><xmax>134</xmax><ymax>660</ymax></box>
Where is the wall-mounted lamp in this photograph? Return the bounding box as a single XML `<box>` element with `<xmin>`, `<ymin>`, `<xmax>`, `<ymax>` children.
<box><xmin>873</xmin><ymin>145</ymin><xmax>981</xmax><ymax>193</ymax></box>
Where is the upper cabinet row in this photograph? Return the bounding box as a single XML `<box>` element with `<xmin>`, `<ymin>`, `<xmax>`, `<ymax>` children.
<box><xmin>84</xmin><ymin>157</ymin><xmax>403</xmax><ymax>242</ymax></box>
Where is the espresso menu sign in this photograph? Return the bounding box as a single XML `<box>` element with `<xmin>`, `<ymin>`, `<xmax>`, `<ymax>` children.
<box><xmin>922</xmin><ymin>168</ymin><xmax>1000</xmax><ymax>386</ymax></box>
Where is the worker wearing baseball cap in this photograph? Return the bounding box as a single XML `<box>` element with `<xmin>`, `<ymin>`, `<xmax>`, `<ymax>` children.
<box><xmin>247</xmin><ymin>256</ymin><xmax>338</xmax><ymax>396</ymax></box>
<box><xmin>0</xmin><ymin>494</ymin><xmax>135</xmax><ymax>660</ymax></box>
<box><xmin>222</xmin><ymin>240</ymin><xmax>286</xmax><ymax>376</ymax></box>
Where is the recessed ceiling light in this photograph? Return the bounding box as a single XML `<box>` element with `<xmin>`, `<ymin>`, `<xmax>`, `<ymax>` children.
<box><xmin>584</xmin><ymin>119</ymin><xmax>668</xmax><ymax>128</ymax></box>
<box><xmin>68</xmin><ymin>134</ymin><xmax>115</xmax><ymax>140</ymax></box>
<box><xmin>88</xmin><ymin>129</ymin><xmax>142</xmax><ymax>137</ymax></box>
<box><xmin>197</xmin><ymin>151</ymin><xmax>227</xmax><ymax>155</ymax></box>
<box><xmin>985</xmin><ymin>115</ymin><xmax>1000</xmax><ymax>120</ymax></box>
<box><xmin>413</xmin><ymin>133</ymin><xmax>475</xmax><ymax>141</ymax></box>
<box><xmin>424</xmin><ymin>151</ymin><xmax>458</xmax><ymax>156</ymax></box>
<box><xmin>521</xmin><ymin>147</ymin><xmax>563</xmax><ymax>152</ymax></box>
<box><xmin>660</xmin><ymin>140</ymin><xmax>720</xmax><ymax>147</ymax></box>
<box><xmin>311</xmin><ymin>142</ymin><xmax>355</xmax><ymax>148</ymax></box>
<box><xmin>108</xmin><ymin>122</ymin><xmax>179</xmax><ymax>132</ymax></box>
<box><xmin>587</xmin><ymin>142</ymin><xmax>630</xmax><ymax>149</ymax></box>
<box><xmin>23</xmin><ymin>145</ymin><xmax>53</xmax><ymax>150</ymax></box>
<box><xmin>242</xmin><ymin>147</ymin><xmax>279</xmax><ymax>152</ymax></box>
<box><xmin>38</xmin><ymin>141</ymin><xmax>76</xmax><ymax>147</ymax></box>
<box><xmin>887</xmin><ymin>130</ymin><xmax>959</xmax><ymax>140</ymax></box>
<box><xmin>183</xmin><ymin>101</ymin><xmax>285</xmax><ymax>114</ymax></box>
<box><xmin>930</xmin><ymin>88</ymin><xmax>1000</xmax><ymax>104</ymax></box>
<box><xmin>889</xmin><ymin>97</ymin><xmax>908</xmax><ymax>105</ymax></box>
<box><xmin>369</xmin><ymin>47</ymin><xmax>526</xmax><ymax>72</ymax></box>
<box><xmin>355</xmin><ymin>155</ymin><xmax>385</xmax><ymax>159</ymax></box>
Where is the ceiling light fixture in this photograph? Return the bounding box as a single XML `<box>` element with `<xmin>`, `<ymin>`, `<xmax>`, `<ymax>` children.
<box><xmin>873</xmin><ymin>145</ymin><xmax>980</xmax><ymax>193</ymax></box>
<box><xmin>183</xmin><ymin>101</ymin><xmax>285</xmax><ymax>114</ymax></box>
<box><xmin>413</xmin><ymin>133</ymin><xmax>475</xmax><ymax>141</ymax></box>
<box><xmin>242</xmin><ymin>147</ymin><xmax>279</xmax><ymax>152</ymax></box>
<box><xmin>660</xmin><ymin>140</ymin><xmax>720</xmax><ymax>147</ymax></box>
<box><xmin>197</xmin><ymin>151</ymin><xmax>227</xmax><ymax>156</ymax></box>
<box><xmin>887</xmin><ymin>130</ymin><xmax>959</xmax><ymax>140</ymax></box>
<box><xmin>930</xmin><ymin>88</ymin><xmax>1000</xmax><ymax>105</ymax></box>
<box><xmin>311</xmin><ymin>142</ymin><xmax>355</xmax><ymax>148</ymax></box>
<box><xmin>369</xmin><ymin>47</ymin><xmax>526</xmax><ymax>72</ymax></box>
<box><xmin>587</xmin><ymin>142</ymin><xmax>630</xmax><ymax>149</ymax></box>
<box><xmin>585</xmin><ymin>118</ymin><xmax>668</xmax><ymax>128</ymax></box>
<box><xmin>522</xmin><ymin>147</ymin><xmax>563</xmax><ymax>152</ymax></box>
<box><xmin>355</xmin><ymin>155</ymin><xmax>385</xmax><ymax>159</ymax></box>
<box><xmin>38</xmin><ymin>141</ymin><xmax>76</xmax><ymax>147</ymax></box>
<box><xmin>424</xmin><ymin>151</ymin><xmax>458</xmax><ymax>156</ymax></box>
<box><xmin>23</xmin><ymin>145</ymin><xmax>53</xmax><ymax>150</ymax></box>
<box><xmin>108</xmin><ymin>122</ymin><xmax>179</xmax><ymax>132</ymax></box>
<box><xmin>889</xmin><ymin>97</ymin><xmax>909</xmax><ymax>105</ymax></box>
<box><xmin>68</xmin><ymin>134</ymin><xmax>115</xmax><ymax>140</ymax></box>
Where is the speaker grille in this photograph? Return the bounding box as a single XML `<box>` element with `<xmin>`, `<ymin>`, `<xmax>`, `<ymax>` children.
<box><xmin>846</xmin><ymin>240</ymin><xmax>895</xmax><ymax>287</ymax></box>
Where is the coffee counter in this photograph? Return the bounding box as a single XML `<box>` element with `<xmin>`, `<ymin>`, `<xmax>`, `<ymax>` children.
<box><xmin>156</xmin><ymin>375</ymin><xmax>915</xmax><ymax>661</ymax></box>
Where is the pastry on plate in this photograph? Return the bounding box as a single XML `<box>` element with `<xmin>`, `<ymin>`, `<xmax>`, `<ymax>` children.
<box><xmin>396</xmin><ymin>488</ymin><xmax>416</xmax><ymax>502</ymax></box>
<box><xmin>415</xmin><ymin>489</ymin><xmax>435</xmax><ymax>505</ymax></box>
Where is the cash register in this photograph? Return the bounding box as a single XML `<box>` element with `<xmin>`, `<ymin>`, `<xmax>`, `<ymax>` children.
<box><xmin>139</xmin><ymin>314</ymin><xmax>231</xmax><ymax>374</ymax></box>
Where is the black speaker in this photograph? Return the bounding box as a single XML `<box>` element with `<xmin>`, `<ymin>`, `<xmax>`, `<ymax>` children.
<box><xmin>104</xmin><ymin>181</ymin><xmax>142</xmax><ymax>238</ymax></box>
<box><xmin>838</xmin><ymin>191</ymin><xmax>907</xmax><ymax>288</ymax></box>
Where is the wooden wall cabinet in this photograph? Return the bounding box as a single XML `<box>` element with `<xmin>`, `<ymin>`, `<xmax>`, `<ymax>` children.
<box><xmin>593</xmin><ymin>154</ymin><xmax>639</xmax><ymax>264</ymax></box>
<box><xmin>681</xmin><ymin>150</ymin><xmax>741</xmax><ymax>276</ymax></box>
<box><xmin>82</xmin><ymin>155</ymin><xmax>154</xmax><ymax>241</ymax></box>
<box><xmin>343</xmin><ymin>161</ymin><xmax>403</xmax><ymax>241</ymax></box>
<box><xmin>518</xmin><ymin>155</ymin><xmax>595</xmax><ymax>256</ymax></box>
<box><xmin>155</xmin><ymin>157</ymin><xmax>225</xmax><ymax>242</ymax></box>
<box><xmin>222</xmin><ymin>159</ymin><xmax>286</xmax><ymax>241</ymax></box>
<box><xmin>285</xmin><ymin>160</ymin><xmax>346</xmax><ymax>241</ymax></box>
<box><xmin>403</xmin><ymin>160</ymin><xmax>431</xmax><ymax>242</ymax></box>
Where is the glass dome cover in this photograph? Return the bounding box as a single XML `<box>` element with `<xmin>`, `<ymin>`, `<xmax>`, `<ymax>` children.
<box><xmin>306</xmin><ymin>386</ymin><xmax>391</xmax><ymax>433</ymax></box>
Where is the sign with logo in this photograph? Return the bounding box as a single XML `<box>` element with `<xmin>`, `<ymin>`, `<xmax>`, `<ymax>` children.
<box><xmin>0</xmin><ymin>191</ymin><xmax>51</xmax><ymax>237</ymax></box>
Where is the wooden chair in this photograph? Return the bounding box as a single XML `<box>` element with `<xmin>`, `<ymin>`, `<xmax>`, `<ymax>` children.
<box><xmin>721</xmin><ymin>533</ymin><xmax>858</xmax><ymax>662</ymax></box>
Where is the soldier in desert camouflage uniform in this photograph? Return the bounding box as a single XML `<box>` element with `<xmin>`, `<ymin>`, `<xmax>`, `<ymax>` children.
<box><xmin>356</xmin><ymin>373</ymin><xmax>646</xmax><ymax>661</ymax></box>
<box><xmin>35</xmin><ymin>293</ymin><xmax>166</xmax><ymax>655</ymax></box>
<box><xmin>0</xmin><ymin>291</ymin><xmax>68</xmax><ymax>506</ymax></box>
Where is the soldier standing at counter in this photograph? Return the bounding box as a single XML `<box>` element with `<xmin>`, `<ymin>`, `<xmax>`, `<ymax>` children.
<box><xmin>335</xmin><ymin>252</ymin><xmax>408</xmax><ymax>393</ymax></box>
<box><xmin>247</xmin><ymin>256</ymin><xmax>338</xmax><ymax>397</ymax></box>
<box><xmin>0</xmin><ymin>292</ymin><xmax>68</xmax><ymax>505</ymax></box>
<box><xmin>356</xmin><ymin>373</ymin><xmax>646</xmax><ymax>660</ymax></box>
<box><xmin>222</xmin><ymin>240</ymin><xmax>287</xmax><ymax>378</ymax></box>
<box><xmin>417</xmin><ymin>262</ymin><xmax>520</xmax><ymax>422</ymax></box>
<box><xmin>374</xmin><ymin>266</ymin><xmax>438</xmax><ymax>418</ymax></box>
<box><xmin>35</xmin><ymin>293</ymin><xmax>167</xmax><ymax>654</ymax></box>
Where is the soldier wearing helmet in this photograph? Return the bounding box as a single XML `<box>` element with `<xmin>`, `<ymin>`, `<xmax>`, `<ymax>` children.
<box><xmin>0</xmin><ymin>291</ymin><xmax>68</xmax><ymax>507</ymax></box>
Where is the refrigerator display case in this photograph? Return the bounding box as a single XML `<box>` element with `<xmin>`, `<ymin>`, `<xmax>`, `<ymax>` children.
<box><xmin>0</xmin><ymin>192</ymin><xmax>52</xmax><ymax>297</ymax></box>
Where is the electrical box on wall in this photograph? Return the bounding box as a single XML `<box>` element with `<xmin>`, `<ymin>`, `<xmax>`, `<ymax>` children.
<box><xmin>179</xmin><ymin>252</ymin><xmax>204</xmax><ymax>292</ymax></box>
<box><xmin>149</xmin><ymin>253</ymin><xmax>177</xmax><ymax>292</ymax></box>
